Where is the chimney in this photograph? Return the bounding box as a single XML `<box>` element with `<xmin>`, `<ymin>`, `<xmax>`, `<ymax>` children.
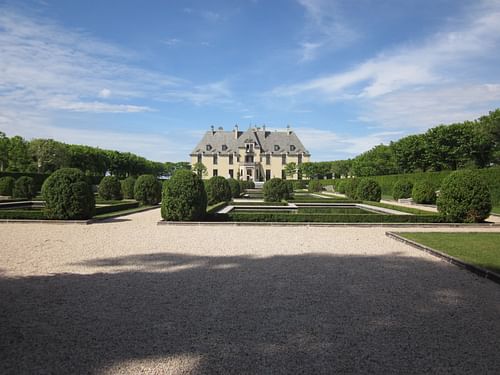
<box><xmin>211</xmin><ymin>125</ymin><xmax>215</xmax><ymax>135</ymax></box>
<box><xmin>234</xmin><ymin>124</ymin><xmax>239</xmax><ymax>139</ymax></box>
<box><xmin>287</xmin><ymin>124</ymin><xmax>292</xmax><ymax>135</ymax></box>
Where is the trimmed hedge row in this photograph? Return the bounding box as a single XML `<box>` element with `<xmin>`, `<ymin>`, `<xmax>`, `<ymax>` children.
<box><xmin>222</xmin><ymin>212</ymin><xmax>445</xmax><ymax>223</ymax></box>
<box><xmin>0</xmin><ymin>171</ymin><xmax>104</xmax><ymax>187</ymax></box>
<box><xmin>0</xmin><ymin>210</ymin><xmax>47</xmax><ymax>220</ymax></box>
<box><xmin>320</xmin><ymin>166</ymin><xmax>500</xmax><ymax>207</ymax></box>
<box><xmin>290</xmin><ymin>198</ymin><xmax>361</xmax><ymax>203</ymax></box>
<box><xmin>94</xmin><ymin>201</ymin><xmax>140</xmax><ymax>215</ymax></box>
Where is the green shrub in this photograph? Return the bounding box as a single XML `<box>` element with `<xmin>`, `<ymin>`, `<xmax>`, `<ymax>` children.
<box><xmin>161</xmin><ymin>170</ymin><xmax>207</xmax><ymax>221</ymax></box>
<box><xmin>292</xmin><ymin>180</ymin><xmax>307</xmax><ymax>190</ymax></box>
<box><xmin>345</xmin><ymin>179</ymin><xmax>360</xmax><ymax>199</ymax></box>
<box><xmin>41</xmin><ymin>168</ymin><xmax>95</xmax><ymax>219</ymax></box>
<box><xmin>392</xmin><ymin>180</ymin><xmax>413</xmax><ymax>200</ymax></box>
<box><xmin>121</xmin><ymin>176</ymin><xmax>136</xmax><ymax>199</ymax></box>
<box><xmin>437</xmin><ymin>170</ymin><xmax>491</xmax><ymax>223</ymax></box>
<box><xmin>356</xmin><ymin>178</ymin><xmax>382</xmax><ymax>202</ymax></box>
<box><xmin>12</xmin><ymin>176</ymin><xmax>36</xmax><ymax>199</ymax></box>
<box><xmin>227</xmin><ymin>178</ymin><xmax>241</xmax><ymax>198</ymax></box>
<box><xmin>335</xmin><ymin>179</ymin><xmax>348</xmax><ymax>194</ymax></box>
<box><xmin>98</xmin><ymin>176</ymin><xmax>123</xmax><ymax>200</ymax></box>
<box><xmin>134</xmin><ymin>175</ymin><xmax>162</xmax><ymax>205</ymax></box>
<box><xmin>239</xmin><ymin>180</ymin><xmax>255</xmax><ymax>191</ymax></box>
<box><xmin>285</xmin><ymin>180</ymin><xmax>294</xmax><ymax>195</ymax></box>
<box><xmin>206</xmin><ymin>176</ymin><xmax>232</xmax><ymax>205</ymax></box>
<box><xmin>263</xmin><ymin>178</ymin><xmax>290</xmax><ymax>202</ymax></box>
<box><xmin>412</xmin><ymin>180</ymin><xmax>437</xmax><ymax>204</ymax></box>
<box><xmin>308</xmin><ymin>179</ymin><xmax>323</xmax><ymax>193</ymax></box>
<box><xmin>0</xmin><ymin>176</ymin><xmax>15</xmax><ymax>196</ymax></box>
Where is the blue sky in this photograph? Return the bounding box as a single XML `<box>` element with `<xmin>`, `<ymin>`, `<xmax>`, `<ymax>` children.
<box><xmin>1</xmin><ymin>0</ymin><xmax>500</xmax><ymax>162</ymax></box>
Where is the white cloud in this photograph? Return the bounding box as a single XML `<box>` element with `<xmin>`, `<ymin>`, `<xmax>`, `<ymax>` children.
<box><xmin>0</xmin><ymin>8</ymin><xmax>233</xmax><ymax>116</ymax></box>
<box><xmin>275</xmin><ymin>1</ymin><xmax>500</xmax><ymax>131</ymax></box>
<box><xmin>296</xmin><ymin>0</ymin><xmax>358</xmax><ymax>62</ymax></box>
<box><xmin>162</xmin><ymin>38</ymin><xmax>181</xmax><ymax>46</ymax></box>
<box><xmin>98</xmin><ymin>88</ymin><xmax>112</xmax><ymax>98</ymax></box>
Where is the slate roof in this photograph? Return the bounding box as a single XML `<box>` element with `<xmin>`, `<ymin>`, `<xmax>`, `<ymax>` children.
<box><xmin>190</xmin><ymin>127</ymin><xmax>310</xmax><ymax>156</ymax></box>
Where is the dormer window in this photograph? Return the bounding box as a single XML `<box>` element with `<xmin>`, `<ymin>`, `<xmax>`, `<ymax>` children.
<box><xmin>274</xmin><ymin>145</ymin><xmax>280</xmax><ymax>151</ymax></box>
<box><xmin>206</xmin><ymin>144</ymin><xmax>212</xmax><ymax>151</ymax></box>
<box><xmin>290</xmin><ymin>145</ymin><xmax>296</xmax><ymax>151</ymax></box>
<box><xmin>222</xmin><ymin>144</ymin><xmax>228</xmax><ymax>151</ymax></box>
<box><xmin>246</xmin><ymin>143</ymin><xmax>254</xmax><ymax>153</ymax></box>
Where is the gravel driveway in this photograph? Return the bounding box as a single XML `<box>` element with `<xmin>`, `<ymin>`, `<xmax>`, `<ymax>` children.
<box><xmin>1</xmin><ymin>209</ymin><xmax>499</xmax><ymax>374</ymax></box>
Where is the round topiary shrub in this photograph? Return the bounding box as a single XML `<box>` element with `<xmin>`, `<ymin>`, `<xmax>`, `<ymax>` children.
<box><xmin>134</xmin><ymin>174</ymin><xmax>162</xmax><ymax>205</ymax></box>
<box><xmin>345</xmin><ymin>178</ymin><xmax>360</xmax><ymax>200</ymax></box>
<box><xmin>227</xmin><ymin>178</ymin><xmax>241</xmax><ymax>198</ymax></box>
<box><xmin>392</xmin><ymin>180</ymin><xmax>413</xmax><ymax>200</ymax></box>
<box><xmin>121</xmin><ymin>176</ymin><xmax>136</xmax><ymax>199</ymax></box>
<box><xmin>263</xmin><ymin>178</ymin><xmax>290</xmax><ymax>202</ymax></box>
<box><xmin>308</xmin><ymin>179</ymin><xmax>323</xmax><ymax>193</ymax></box>
<box><xmin>0</xmin><ymin>176</ymin><xmax>15</xmax><ymax>196</ymax></box>
<box><xmin>412</xmin><ymin>180</ymin><xmax>437</xmax><ymax>204</ymax></box>
<box><xmin>292</xmin><ymin>180</ymin><xmax>307</xmax><ymax>190</ymax></box>
<box><xmin>239</xmin><ymin>180</ymin><xmax>255</xmax><ymax>191</ymax></box>
<box><xmin>356</xmin><ymin>178</ymin><xmax>381</xmax><ymax>202</ymax></box>
<box><xmin>335</xmin><ymin>179</ymin><xmax>348</xmax><ymax>194</ymax></box>
<box><xmin>13</xmin><ymin>176</ymin><xmax>36</xmax><ymax>199</ymax></box>
<box><xmin>437</xmin><ymin>170</ymin><xmax>491</xmax><ymax>223</ymax></box>
<box><xmin>206</xmin><ymin>176</ymin><xmax>232</xmax><ymax>205</ymax></box>
<box><xmin>41</xmin><ymin>168</ymin><xmax>95</xmax><ymax>219</ymax></box>
<box><xmin>98</xmin><ymin>176</ymin><xmax>123</xmax><ymax>200</ymax></box>
<box><xmin>161</xmin><ymin>170</ymin><xmax>207</xmax><ymax>221</ymax></box>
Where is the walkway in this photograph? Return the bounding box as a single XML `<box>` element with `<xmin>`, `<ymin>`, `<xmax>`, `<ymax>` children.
<box><xmin>1</xmin><ymin>209</ymin><xmax>499</xmax><ymax>374</ymax></box>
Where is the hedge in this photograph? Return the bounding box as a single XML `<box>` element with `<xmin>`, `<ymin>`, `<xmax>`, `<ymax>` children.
<box><xmin>94</xmin><ymin>201</ymin><xmax>140</xmax><ymax>215</ymax></box>
<box><xmin>0</xmin><ymin>210</ymin><xmax>47</xmax><ymax>220</ymax></box>
<box><xmin>320</xmin><ymin>166</ymin><xmax>500</xmax><ymax>207</ymax></box>
<box><xmin>289</xmin><ymin>198</ymin><xmax>361</xmax><ymax>203</ymax></box>
<box><xmin>0</xmin><ymin>172</ymin><xmax>103</xmax><ymax>188</ymax></box>
<box><xmin>222</xmin><ymin>212</ymin><xmax>445</xmax><ymax>223</ymax></box>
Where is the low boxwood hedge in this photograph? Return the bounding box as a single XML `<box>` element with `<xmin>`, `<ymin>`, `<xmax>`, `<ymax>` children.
<box><xmin>222</xmin><ymin>212</ymin><xmax>445</xmax><ymax>223</ymax></box>
<box><xmin>0</xmin><ymin>210</ymin><xmax>47</xmax><ymax>220</ymax></box>
<box><xmin>94</xmin><ymin>201</ymin><xmax>140</xmax><ymax>215</ymax></box>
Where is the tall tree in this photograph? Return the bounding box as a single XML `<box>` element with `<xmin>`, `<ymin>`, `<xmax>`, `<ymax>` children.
<box><xmin>0</xmin><ymin>132</ymin><xmax>9</xmax><ymax>171</ymax></box>
<box><xmin>29</xmin><ymin>139</ymin><xmax>69</xmax><ymax>173</ymax></box>
<box><xmin>7</xmin><ymin>136</ymin><xmax>31</xmax><ymax>172</ymax></box>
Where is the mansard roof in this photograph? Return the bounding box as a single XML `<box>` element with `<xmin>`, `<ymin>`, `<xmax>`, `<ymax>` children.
<box><xmin>190</xmin><ymin>127</ymin><xmax>310</xmax><ymax>156</ymax></box>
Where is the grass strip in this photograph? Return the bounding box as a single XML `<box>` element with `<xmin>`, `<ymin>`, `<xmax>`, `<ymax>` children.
<box><xmin>397</xmin><ymin>232</ymin><xmax>500</xmax><ymax>274</ymax></box>
<box><xmin>364</xmin><ymin>201</ymin><xmax>435</xmax><ymax>215</ymax></box>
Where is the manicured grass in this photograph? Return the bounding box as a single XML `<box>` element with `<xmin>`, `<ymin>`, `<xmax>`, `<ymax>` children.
<box><xmin>398</xmin><ymin>232</ymin><xmax>500</xmax><ymax>274</ymax></box>
<box><xmin>492</xmin><ymin>205</ymin><xmax>500</xmax><ymax>215</ymax></box>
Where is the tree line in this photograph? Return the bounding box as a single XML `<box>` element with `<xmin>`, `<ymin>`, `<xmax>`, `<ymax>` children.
<box><xmin>288</xmin><ymin>109</ymin><xmax>500</xmax><ymax>178</ymax></box>
<box><xmin>0</xmin><ymin>133</ymin><xmax>189</xmax><ymax>177</ymax></box>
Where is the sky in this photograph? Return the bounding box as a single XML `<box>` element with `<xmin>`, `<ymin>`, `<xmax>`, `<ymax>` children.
<box><xmin>1</xmin><ymin>0</ymin><xmax>500</xmax><ymax>162</ymax></box>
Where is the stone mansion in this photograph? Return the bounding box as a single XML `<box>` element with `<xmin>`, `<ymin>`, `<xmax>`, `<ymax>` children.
<box><xmin>190</xmin><ymin>125</ymin><xmax>311</xmax><ymax>181</ymax></box>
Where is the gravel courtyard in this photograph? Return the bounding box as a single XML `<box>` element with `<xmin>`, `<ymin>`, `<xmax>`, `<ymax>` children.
<box><xmin>1</xmin><ymin>209</ymin><xmax>500</xmax><ymax>374</ymax></box>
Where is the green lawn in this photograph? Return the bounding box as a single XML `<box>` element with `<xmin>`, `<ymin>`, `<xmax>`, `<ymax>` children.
<box><xmin>398</xmin><ymin>232</ymin><xmax>500</xmax><ymax>274</ymax></box>
<box><xmin>492</xmin><ymin>205</ymin><xmax>500</xmax><ymax>215</ymax></box>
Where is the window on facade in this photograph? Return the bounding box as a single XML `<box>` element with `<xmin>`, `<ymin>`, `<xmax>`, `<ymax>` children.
<box><xmin>206</xmin><ymin>144</ymin><xmax>212</xmax><ymax>151</ymax></box>
<box><xmin>281</xmin><ymin>170</ymin><xmax>286</xmax><ymax>179</ymax></box>
<box><xmin>197</xmin><ymin>154</ymin><xmax>202</xmax><ymax>163</ymax></box>
<box><xmin>266</xmin><ymin>169</ymin><xmax>271</xmax><ymax>180</ymax></box>
<box><xmin>213</xmin><ymin>169</ymin><xmax>218</xmax><ymax>177</ymax></box>
<box><xmin>274</xmin><ymin>145</ymin><xmax>280</xmax><ymax>151</ymax></box>
<box><xmin>298</xmin><ymin>154</ymin><xmax>302</xmax><ymax>165</ymax></box>
<box><xmin>245</xmin><ymin>155</ymin><xmax>254</xmax><ymax>163</ymax></box>
<box><xmin>290</xmin><ymin>145</ymin><xmax>296</xmax><ymax>151</ymax></box>
<box><xmin>246</xmin><ymin>144</ymin><xmax>254</xmax><ymax>153</ymax></box>
<box><xmin>229</xmin><ymin>154</ymin><xmax>233</xmax><ymax>165</ymax></box>
<box><xmin>213</xmin><ymin>154</ymin><xmax>218</xmax><ymax>165</ymax></box>
<box><xmin>222</xmin><ymin>144</ymin><xmax>227</xmax><ymax>151</ymax></box>
<box><xmin>282</xmin><ymin>154</ymin><xmax>286</xmax><ymax>165</ymax></box>
<box><xmin>229</xmin><ymin>169</ymin><xmax>233</xmax><ymax>178</ymax></box>
<box><xmin>266</xmin><ymin>154</ymin><xmax>270</xmax><ymax>165</ymax></box>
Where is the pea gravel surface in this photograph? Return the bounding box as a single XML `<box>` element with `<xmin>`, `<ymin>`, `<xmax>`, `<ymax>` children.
<box><xmin>1</xmin><ymin>209</ymin><xmax>499</xmax><ymax>374</ymax></box>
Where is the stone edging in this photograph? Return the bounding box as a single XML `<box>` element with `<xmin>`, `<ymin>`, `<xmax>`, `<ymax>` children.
<box><xmin>385</xmin><ymin>231</ymin><xmax>500</xmax><ymax>285</ymax></box>
<box><xmin>158</xmin><ymin>221</ymin><xmax>498</xmax><ymax>228</ymax></box>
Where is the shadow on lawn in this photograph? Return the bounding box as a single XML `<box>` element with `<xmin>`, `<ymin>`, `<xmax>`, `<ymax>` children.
<box><xmin>1</xmin><ymin>253</ymin><xmax>500</xmax><ymax>374</ymax></box>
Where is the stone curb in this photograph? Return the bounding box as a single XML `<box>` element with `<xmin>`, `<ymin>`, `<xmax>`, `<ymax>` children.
<box><xmin>385</xmin><ymin>231</ymin><xmax>500</xmax><ymax>285</ymax></box>
<box><xmin>158</xmin><ymin>221</ymin><xmax>498</xmax><ymax>228</ymax></box>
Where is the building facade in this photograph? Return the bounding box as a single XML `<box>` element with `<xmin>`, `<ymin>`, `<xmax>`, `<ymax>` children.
<box><xmin>190</xmin><ymin>125</ymin><xmax>311</xmax><ymax>181</ymax></box>
<box><xmin>190</xmin><ymin>125</ymin><xmax>310</xmax><ymax>181</ymax></box>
